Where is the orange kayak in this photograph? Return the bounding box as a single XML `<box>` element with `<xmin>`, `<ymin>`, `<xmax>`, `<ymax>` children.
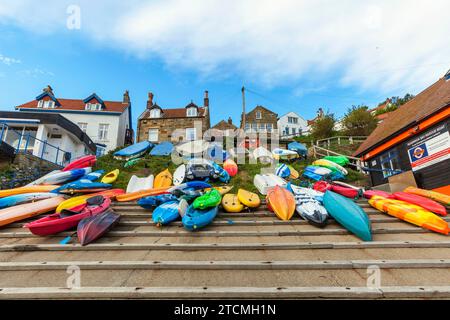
<box><xmin>116</xmin><ymin>187</ymin><xmax>170</xmax><ymax>202</ymax></box>
<box><xmin>266</xmin><ymin>186</ymin><xmax>295</xmax><ymax>221</ymax></box>
<box><xmin>154</xmin><ymin>169</ymin><xmax>172</xmax><ymax>188</ymax></box>
<box><xmin>369</xmin><ymin>195</ymin><xmax>449</xmax><ymax>235</ymax></box>
<box><xmin>0</xmin><ymin>196</ymin><xmax>66</xmax><ymax>227</ymax></box>
<box><xmin>404</xmin><ymin>187</ymin><xmax>450</xmax><ymax>206</ymax></box>
<box><xmin>0</xmin><ymin>185</ymin><xmax>60</xmax><ymax>198</ymax></box>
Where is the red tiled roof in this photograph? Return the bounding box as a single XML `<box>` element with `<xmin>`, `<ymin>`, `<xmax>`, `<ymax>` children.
<box><xmin>140</xmin><ymin>107</ymin><xmax>206</xmax><ymax>119</ymax></box>
<box><xmin>354</xmin><ymin>77</ymin><xmax>450</xmax><ymax>157</ymax></box>
<box><xmin>16</xmin><ymin>98</ymin><xmax>129</xmax><ymax>113</ymax></box>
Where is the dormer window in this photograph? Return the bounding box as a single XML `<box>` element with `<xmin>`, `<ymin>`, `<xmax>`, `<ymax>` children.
<box><xmin>85</xmin><ymin>103</ymin><xmax>102</xmax><ymax>111</ymax></box>
<box><xmin>187</xmin><ymin>107</ymin><xmax>197</xmax><ymax>117</ymax></box>
<box><xmin>42</xmin><ymin>100</ymin><xmax>55</xmax><ymax>108</ymax></box>
<box><xmin>150</xmin><ymin>108</ymin><xmax>161</xmax><ymax>118</ymax></box>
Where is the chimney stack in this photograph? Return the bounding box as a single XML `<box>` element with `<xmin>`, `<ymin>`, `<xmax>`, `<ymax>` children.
<box><xmin>204</xmin><ymin>90</ymin><xmax>209</xmax><ymax>108</ymax></box>
<box><xmin>43</xmin><ymin>85</ymin><xmax>53</xmax><ymax>95</ymax></box>
<box><xmin>123</xmin><ymin>90</ymin><xmax>130</xmax><ymax>104</ymax></box>
<box><xmin>228</xmin><ymin>117</ymin><xmax>233</xmax><ymax>125</ymax></box>
<box><xmin>147</xmin><ymin>92</ymin><xmax>154</xmax><ymax>109</ymax></box>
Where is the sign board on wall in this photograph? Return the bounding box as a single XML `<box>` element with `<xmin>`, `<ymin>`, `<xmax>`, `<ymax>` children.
<box><xmin>406</xmin><ymin>123</ymin><xmax>450</xmax><ymax>172</ymax></box>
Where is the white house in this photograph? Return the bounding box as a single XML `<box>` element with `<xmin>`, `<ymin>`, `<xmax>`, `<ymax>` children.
<box><xmin>277</xmin><ymin>111</ymin><xmax>309</xmax><ymax>138</ymax></box>
<box><xmin>0</xmin><ymin>111</ymin><xmax>96</xmax><ymax>165</ymax></box>
<box><xmin>15</xmin><ymin>86</ymin><xmax>133</xmax><ymax>156</ymax></box>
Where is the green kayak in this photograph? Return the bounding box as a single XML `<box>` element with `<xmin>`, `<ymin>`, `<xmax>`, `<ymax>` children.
<box><xmin>193</xmin><ymin>189</ymin><xmax>222</xmax><ymax>210</ymax></box>
<box><xmin>323</xmin><ymin>155</ymin><xmax>349</xmax><ymax>167</ymax></box>
<box><xmin>124</xmin><ymin>158</ymin><xmax>141</xmax><ymax>168</ymax></box>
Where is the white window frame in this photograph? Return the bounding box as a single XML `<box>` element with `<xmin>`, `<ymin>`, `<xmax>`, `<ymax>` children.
<box><xmin>256</xmin><ymin>111</ymin><xmax>262</xmax><ymax>119</ymax></box>
<box><xmin>43</xmin><ymin>100</ymin><xmax>55</xmax><ymax>108</ymax></box>
<box><xmin>150</xmin><ymin>109</ymin><xmax>161</xmax><ymax>118</ymax></box>
<box><xmin>37</xmin><ymin>100</ymin><xmax>44</xmax><ymax>108</ymax></box>
<box><xmin>98</xmin><ymin>124</ymin><xmax>109</xmax><ymax>141</ymax></box>
<box><xmin>78</xmin><ymin>122</ymin><xmax>88</xmax><ymax>132</ymax></box>
<box><xmin>148</xmin><ymin>128</ymin><xmax>159</xmax><ymax>142</ymax></box>
<box><xmin>259</xmin><ymin>123</ymin><xmax>266</xmax><ymax>132</ymax></box>
<box><xmin>186</xmin><ymin>128</ymin><xmax>197</xmax><ymax>141</ymax></box>
<box><xmin>266</xmin><ymin>123</ymin><xmax>272</xmax><ymax>133</ymax></box>
<box><xmin>187</xmin><ymin>107</ymin><xmax>198</xmax><ymax>117</ymax></box>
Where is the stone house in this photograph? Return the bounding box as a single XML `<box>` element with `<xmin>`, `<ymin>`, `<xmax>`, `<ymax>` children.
<box><xmin>211</xmin><ymin>117</ymin><xmax>237</xmax><ymax>136</ymax></box>
<box><xmin>240</xmin><ymin>105</ymin><xmax>278</xmax><ymax>134</ymax></box>
<box><xmin>137</xmin><ymin>91</ymin><xmax>211</xmax><ymax>143</ymax></box>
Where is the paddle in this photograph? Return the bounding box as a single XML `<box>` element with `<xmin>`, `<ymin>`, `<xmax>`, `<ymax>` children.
<box><xmin>60</xmin><ymin>232</ymin><xmax>77</xmax><ymax>245</ymax></box>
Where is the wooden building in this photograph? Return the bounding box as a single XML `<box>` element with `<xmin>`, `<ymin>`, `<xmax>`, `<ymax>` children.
<box><xmin>354</xmin><ymin>71</ymin><xmax>450</xmax><ymax>195</ymax></box>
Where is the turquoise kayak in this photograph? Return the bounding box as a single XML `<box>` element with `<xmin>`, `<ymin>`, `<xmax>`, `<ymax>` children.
<box><xmin>323</xmin><ymin>191</ymin><xmax>372</xmax><ymax>241</ymax></box>
<box><xmin>0</xmin><ymin>193</ymin><xmax>60</xmax><ymax>209</ymax></box>
<box><xmin>182</xmin><ymin>205</ymin><xmax>218</xmax><ymax>231</ymax></box>
<box><xmin>152</xmin><ymin>201</ymin><xmax>180</xmax><ymax>226</ymax></box>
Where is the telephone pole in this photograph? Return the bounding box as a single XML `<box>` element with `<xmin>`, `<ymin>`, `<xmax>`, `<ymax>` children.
<box><xmin>241</xmin><ymin>86</ymin><xmax>246</xmax><ymax>130</ymax></box>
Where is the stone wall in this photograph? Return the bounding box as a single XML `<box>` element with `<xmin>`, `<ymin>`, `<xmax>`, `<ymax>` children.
<box><xmin>137</xmin><ymin>117</ymin><xmax>208</xmax><ymax>143</ymax></box>
<box><xmin>243</xmin><ymin>105</ymin><xmax>278</xmax><ymax>129</ymax></box>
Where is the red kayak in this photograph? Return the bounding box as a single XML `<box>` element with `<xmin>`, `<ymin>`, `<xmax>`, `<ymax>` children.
<box><xmin>392</xmin><ymin>192</ymin><xmax>447</xmax><ymax>216</ymax></box>
<box><xmin>78</xmin><ymin>209</ymin><xmax>121</xmax><ymax>246</ymax></box>
<box><xmin>363</xmin><ymin>190</ymin><xmax>392</xmax><ymax>199</ymax></box>
<box><xmin>62</xmin><ymin>155</ymin><xmax>96</xmax><ymax>172</ymax></box>
<box><xmin>313</xmin><ymin>181</ymin><xmax>359</xmax><ymax>198</ymax></box>
<box><xmin>24</xmin><ymin>196</ymin><xmax>111</xmax><ymax>236</ymax></box>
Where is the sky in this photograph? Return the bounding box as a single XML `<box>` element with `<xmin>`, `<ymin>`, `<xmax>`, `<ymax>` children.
<box><xmin>0</xmin><ymin>0</ymin><xmax>449</xmax><ymax>132</ymax></box>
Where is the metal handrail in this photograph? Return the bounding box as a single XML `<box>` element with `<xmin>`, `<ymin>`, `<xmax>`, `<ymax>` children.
<box><xmin>0</xmin><ymin>123</ymin><xmax>70</xmax><ymax>166</ymax></box>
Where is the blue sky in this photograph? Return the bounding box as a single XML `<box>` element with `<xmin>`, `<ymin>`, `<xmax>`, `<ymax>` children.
<box><xmin>0</xmin><ymin>0</ymin><xmax>449</xmax><ymax>131</ymax></box>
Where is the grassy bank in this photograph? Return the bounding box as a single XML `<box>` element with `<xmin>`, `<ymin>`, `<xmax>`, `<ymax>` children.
<box><xmin>94</xmin><ymin>150</ymin><xmax>368</xmax><ymax>196</ymax></box>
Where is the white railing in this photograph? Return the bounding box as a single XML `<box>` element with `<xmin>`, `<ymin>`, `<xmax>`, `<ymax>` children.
<box><xmin>315</xmin><ymin>136</ymin><xmax>367</xmax><ymax>148</ymax></box>
<box><xmin>311</xmin><ymin>144</ymin><xmax>367</xmax><ymax>174</ymax></box>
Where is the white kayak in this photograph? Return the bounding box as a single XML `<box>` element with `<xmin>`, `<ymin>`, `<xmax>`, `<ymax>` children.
<box><xmin>38</xmin><ymin>168</ymin><xmax>92</xmax><ymax>185</ymax></box>
<box><xmin>253</xmin><ymin>174</ymin><xmax>287</xmax><ymax>195</ymax></box>
<box><xmin>289</xmin><ymin>184</ymin><xmax>328</xmax><ymax>227</ymax></box>
<box><xmin>253</xmin><ymin>147</ymin><xmax>273</xmax><ymax>164</ymax></box>
<box><xmin>26</xmin><ymin>170</ymin><xmax>61</xmax><ymax>186</ymax></box>
<box><xmin>126</xmin><ymin>174</ymin><xmax>154</xmax><ymax>193</ymax></box>
<box><xmin>173</xmin><ymin>164</ymin><xmax>186</xmax><ymax>186</ymax></box>
<box><xmin>175</xmin><ymin>140</ymin><xmax>209</xmax><ymax>158</ymax></box>
<box><xmin>272</xmin><ymin>148</ymin><xmax>299</xmax><ymax>160</ymax></box>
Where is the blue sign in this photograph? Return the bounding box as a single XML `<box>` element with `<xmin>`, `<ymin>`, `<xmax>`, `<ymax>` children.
<box><xmin>408</xmin><ymin>143</ymin><xmax>429</xmax><ymax>162</ymax></box>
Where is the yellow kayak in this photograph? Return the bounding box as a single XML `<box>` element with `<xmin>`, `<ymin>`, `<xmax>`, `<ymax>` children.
<box><xmin>0</xmin><ymin>185</ymin><xmax>59</xmax><ymax>198</ymax></box>
<box><xmin>404</xmin><ymin>186</ymin><xmax>450</xmax><ymax>206</ymax></box>
<box><xmin>369</xmin><ymin>195</ymin><xmax>449</xmax><ymax>235</ymax></box>
<box><xmin>288</xmin><ymin>165</ymin><xmax>299</xmax><ymax>179</ymax></box>
<box><xmin>55</xmin><ymin>189</ymin><xmax>125</xmax><ymax>213</ymax></box>
<box><xmin>154</xmin><ymin>169</ymin><xmax>172</xmax><ymax>188</ymax></box>
<box><xmin>222</xmin><ymin>194</ymin><xmax>244</xmax><ymax>213</ymax></box>
<box><xmin>101</xmin><ymin>169</ymin><xmax>120</xmax><ymax>184</ymax></box>
<box><xmin>313</xmin><ymin>159</ymin><xmax>348</xmax><ymax>175</ymax></box>
<box><xmin>237</xmin><ymin>189</ymin><xmax>261</xmax><ymax>208</ymax></box>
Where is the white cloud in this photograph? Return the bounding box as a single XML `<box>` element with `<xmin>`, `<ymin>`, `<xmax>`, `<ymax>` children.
<box><xmin>0</xmin><ymin>0</ymin><xmax>449</xmax><ymax>94</ymax></box>
<box><xmin>18</xmin><ymin>68</ymin><xmax>54</xmax><ymax>78</ymax></box>
<box><xmin>0</xmin><ymin>54</ymin><xmax>21</xmax><ymax>65</ymax></box>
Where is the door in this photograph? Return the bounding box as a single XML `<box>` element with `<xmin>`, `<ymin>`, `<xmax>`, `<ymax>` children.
<box><xmin>44</xmin><ymin>134</ymin><xmax>62</xmax><ymax>164</ymax></box>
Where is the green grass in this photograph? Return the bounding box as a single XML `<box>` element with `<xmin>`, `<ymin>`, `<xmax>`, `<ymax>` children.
<box><xmin>94</xmin><ymin>149</ymin><xmax>368</xmax><ymax>197</ymax></box>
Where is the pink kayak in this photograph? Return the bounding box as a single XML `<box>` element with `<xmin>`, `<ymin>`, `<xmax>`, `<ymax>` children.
<box><xmin>313</xmin><ymin>181</ymin><xmax>359</xmax><ymax>198</ymax></box>
<box><xmin>363</xmin><ymin>190</ymin><xmax>392</xmax><ymax>199</ymax></box>
<box><xmin>62</xmin><ymin>155</ymin><xmax>96</xmax><ymax>172</ymax></box>
<box><xmin>392</xmin><ymin>192</ymin><xmax>447</xmax><ymax>216</ymax></box>
<box><xmin>24</xmin><ymin>196</ymin><xmax>111</xmax><ymax>236</ymax></box>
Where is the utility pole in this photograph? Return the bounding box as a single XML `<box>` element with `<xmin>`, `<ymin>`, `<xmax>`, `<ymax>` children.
<box><xmin>241</xmin><ymin>86</ymin><xmax>246</xmax><ymax>130</ymax></box>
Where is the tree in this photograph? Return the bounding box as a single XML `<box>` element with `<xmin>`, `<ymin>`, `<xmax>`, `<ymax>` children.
<box><xmin>342</xmin><ymin>105</ymin><xmax>378</xmax><ymax>136</ymax></box>
<box><xmin>311</xmin><ymin>113</ymin><xmax>336</xmax><ymax>140</ymax></box>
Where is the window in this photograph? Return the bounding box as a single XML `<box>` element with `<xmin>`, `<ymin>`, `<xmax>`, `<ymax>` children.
<box><xmin>288</xmin><ymin>117</ymin><xmax>298</xmax><ymax>124</ymax></box>
<box><xmin>98</xmin><ymin>124</ymin><xmax>109</xmax><ymax>141</ymax></box>
<box><xmin>259</xmin><ymin>123</ymin><xmax>266</xmax><ymax>132</ymax></box>
<box><xmin>186</xmin><ymin>128</ymin><xmax>197</xmax><ymax>141</ymax></box>
<box><xmin>148</xmin><ymin>129</ymin><xmax>159</xmax><ymax>142</ymax></box>
<box><xmin>150</xmin><ymin>109</ymin><xmax>161</xmax><ymax>118</ymax></box>
<box><xmin>43</xmin><ymin>100</ymin><xmax>55</xmax><ymax>108</ymax></box>
<box><xmin>96</xmin><ymin>145</ymin><xmax>106</xmax><ymax>157</ymax></box>
<box><xmin>78</xmin><ymin>122</ymin><xmax>88</xmax><ymax>132</ymax></box>
<box><xmin>251</xmin><ymin>123</ymin><xmax>257</xmax><ymax>132</ymax></box>
<box><xmin>256</xmin><ymin>111</ymin><xmax>262</xmax><ymax>119</ymax></box>
<box><xmin>187</xmin><ymin>107</ymin><xmax>197</xmax><ymax>117</ymax></box>
<box><xmin>37</xmin><ymin>100</ymin><xmax>44</xmax><ymax>108</ymax></box>
<box><xmin>244</xmin><ymin>123</ymin><xmax>250</xmax><ymax>132</ymax></box>
<box><xmin>380</xmin><ymin>150</ymin><xmax>401</xmax><ymax>178</ymax></box>
<box><xmin>292</xmin><ymin>128</ymin><xmax>296</xmax><ymax>135</ymax></box>
<box><xmin>266</xmin><ymin>123</ymin><xmax>272</xmax><ymax>132</ymax></box>
<box><xmin>86</xmin><ymin>103</ymin><xmax>102</xmax><ymax>111</ymax></box>
<box><xmin>285</xmin><ymin>127</ymin><xmax>289</xmax><ymax>135</ymax></box>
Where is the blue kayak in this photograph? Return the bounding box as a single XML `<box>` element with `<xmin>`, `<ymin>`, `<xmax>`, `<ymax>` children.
<box><xmin>0</xmin><ymin>193</ymin><xmax>60</xmax><ymax>209</ymax></box>
<box><xmin>323</xmin><ymin>191</ymin><xmax>372</xmax><ymax>241</ymax></box>
<box><xmin>206</xmin><ymin>144</ymin><xmax>230</xmax><ymax>162</ymax></box>
<box><xmin>52</xmin><ymin>180</ymin><xmax>112</xmax><ymax>194</ymax></box>
<box><xmin>168</xmin><ymin>181</ymin><xmax>211</xmax><ymax>194</ymax></box>
<box><xmin>79</xmin><ymin>170</ymin><xmax>105</xmax><ymax>182</ymax></box>
<box><xmin>275</xmin><ymin>163</ymin><xmax>291</xmax><ymax>178</ymax></box>
<box><xmin>211</xmin><ymin>161</ymin><xmax>230</xmax><ymax>183</ymax></box>
<box><xmin>138</xmin><ymin>194</ymin><xmax>179</xmax><ymax>210</ymax></box>
<box><xmin>152</xmin><ymin>201</ymin><xmax>180</xmax><ymax>226</ymax></box>
<box><xmin>182</xmin><ymin>205</ymin><xmax>218</xmax><ymax>231</ymax></box>
<box><xmin>150</xmin><ymin>142</ymin><xmax>174</xmax><ymax>156</ymax></box>
<box><xmin>288</xmin><ymin>141</ymin><xmax>308</xmax><ymax>158</ymax></box>
<box><xmin>114</xmin><ymin>141</ymin><xmax>154</xmax><ymax>159</ymax></box>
